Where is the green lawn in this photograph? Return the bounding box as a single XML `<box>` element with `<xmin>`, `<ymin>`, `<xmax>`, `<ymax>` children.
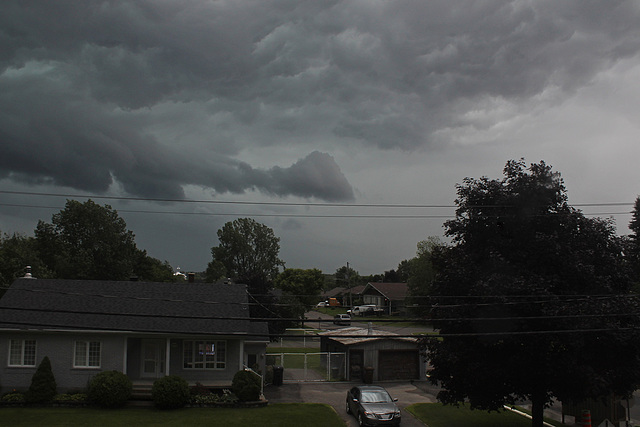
<box><xmin>266</xmin><ymin>347</ymin><xmax>319</xmax><ymax>353</ymax></box>
<box><xmin>405</xmin><ymin>403</ymin><xmax>564</xmax><ymax>427</ymax></box>
<box><xmin>0</xmin><ymin>403</ymin><xmax>345</xmax><ymax>427</ymax></box>
<box><xmin>266</xmin><ymin>348</ymin><xmax>327</xmax><ymax>375</ymax></box>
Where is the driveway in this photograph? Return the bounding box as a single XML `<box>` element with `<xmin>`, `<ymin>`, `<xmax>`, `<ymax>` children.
<box><xmin>264</xmin><ymin>381</ymin><xmax>440</xmax><ymax>426</ymax></box>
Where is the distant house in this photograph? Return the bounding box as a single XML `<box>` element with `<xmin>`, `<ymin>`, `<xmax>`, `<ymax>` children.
<box><xmin>361</xmin><ymin>282</ymin><xmax>409</xmax><ymax>315</ymax></box>
<box><xmin>319</xmin><ymin>325</ymin><xmax>425</xmax><ymax>381</ymax></box>
<box><xmin>0</xmin><ymin>278</ymin><xmax>268</xmax><ymax>394</ymax></box>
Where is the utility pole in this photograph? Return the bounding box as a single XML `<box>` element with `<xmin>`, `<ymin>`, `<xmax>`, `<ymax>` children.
<box><xmin>347</xmin><ymin>262</ymin><xmax>352</xmax><ymax>308</ymax></box>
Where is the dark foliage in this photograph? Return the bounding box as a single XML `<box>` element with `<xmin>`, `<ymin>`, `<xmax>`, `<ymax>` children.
<box><xmin>424</xmin><ymin>160</ymin><xmax>640</xmax><ymax>427</ymax></box>
<box><xmin>26</xmin><ymin>356</ymin><xmax>57</xmax><ymax>403</ymax></box>
<box><xmin>87</xmin><ymin>370</ymin><xmax>132</xmax><ymax>408</ymax></box>
<box><xmin>232</xmin><ymin>370</ymin><xmax>261</xmax><ymax>402</ymax></box>
<box><xmin>151</xmin><ymin>375</ymin><xmax>190</xmax><ymax>409</ymax></box>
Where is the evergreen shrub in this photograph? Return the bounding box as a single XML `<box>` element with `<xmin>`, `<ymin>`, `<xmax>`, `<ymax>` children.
<box><xmin>26</xmin><ymin>356</ymin><xmax>57</xmax><ymax>403</ymax></box>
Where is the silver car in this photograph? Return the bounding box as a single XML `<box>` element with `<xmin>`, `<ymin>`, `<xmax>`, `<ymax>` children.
<box><xmin>346</xmin><ymin>385</ymin><xmax>401</xmax><ymax>426</ymax></box>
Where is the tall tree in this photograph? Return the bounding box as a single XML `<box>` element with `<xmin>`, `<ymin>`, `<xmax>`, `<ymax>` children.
<box><xmin>274</xmin><ymin>268</ymin><xmax>325</xmax><ymax>325</ymax></box>
<box><xmin>424</xmin><ymin>160</ymin><xmax>640</xmax><ymax>427</ymax></box>
<box><xmin>35</xmin><ymin>199</ymin><xmax>138</xmax><ymax>280</ymax></box>
<box><xmin>395</xmin><ymin>259</ymin><xmax>414</xmax><ymax>282</ymax></box>
<box><xmin>132</xmin><ymin>249</ymin><xmax>175</xmax><ymax>282</ymax></box>
<box><xmin>629</xmin><ymin>196</ymin><xmax>640</xmax><ymax>283</ymax></box>
<box><xmin>406</xmin><ymin>236</ymin><xmax>443</xmax><ymax>317</ymax></box>
<box><xmin>208</xmin><ymin>218</ymin><xmax>284</xmax><ymax>295</ymax></box>
<box><xmin>0</xmin><ymin>232</ymin><xmax>52</xmax><ymax>293</ymax></box>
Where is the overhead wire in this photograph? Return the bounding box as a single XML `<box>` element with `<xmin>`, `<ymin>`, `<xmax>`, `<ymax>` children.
<box><xmin>4</xmin><ymin>287</ymin><xmax>640</xmax><ymax>326</ymax></box>
<box><xmin>0</xmin><ymin>201</ymin><xmax>632</xmax><ymax>219</ymax></box>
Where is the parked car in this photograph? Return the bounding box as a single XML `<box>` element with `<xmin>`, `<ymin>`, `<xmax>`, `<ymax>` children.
<box><xmin>316</xmin><ymin>301</ymin><xmax>328</xmax><ymax>307</ymax></box>
<box><xmin>333</xmin><ymin>314</ymin><xmax>351</xmax><ymax>326</ymax></box>
<box><xmin>346</xmin><ymin>385</ymin><xmax>401</xmax><ymax>426</ymax></box>
<box><xmin>349</xmin><ymin>304</ymin><xmax>385</xmax><ymax>316</ymax></box>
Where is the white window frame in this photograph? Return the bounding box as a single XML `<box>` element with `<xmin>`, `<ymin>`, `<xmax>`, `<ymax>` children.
<box><xmin>73</xmin><ymin>340</ymin><xmax>102</xmax><ymax>368</ymax></box>
<box><xmin>8</xmin><ymin>339</ymin><xmax>37</xmax><ymax>367</ymax></box>
<box><xmin>183</xmin><ymin>340</ymin><xmax>226</xmax><ymax>370</ymax></box>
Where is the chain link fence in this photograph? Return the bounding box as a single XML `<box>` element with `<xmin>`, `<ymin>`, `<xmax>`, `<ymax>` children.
<box><xmin>266</xmin><ymin>352</ymin><xmax>346</xmax><ymax>382</ymax></box>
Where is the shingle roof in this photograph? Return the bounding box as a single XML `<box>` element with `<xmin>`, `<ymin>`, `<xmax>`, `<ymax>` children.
<box><xmin>362</xmin><ymin>282</ymin><xmax>408</xmax><ymax>301</ymax></box>
<box><xmin>318</xmin><ymin>326</ymin><xmax>416</xmax><ymax>345</ymax></box>
<box><xmin>0</xmin><ymin>278</ymin><xmax>267</xmax><ymax>337</ymax></box>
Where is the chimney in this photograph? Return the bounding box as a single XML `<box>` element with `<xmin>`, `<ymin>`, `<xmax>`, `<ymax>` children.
<box><xmin>188</xmin><ymin>273</ymin><xmax>195</xmax><ymax>283</ymax></box>
<box><xmin>23</xmin><ymin>266</ymin><xmax>35</xmax><ymax>279</ymax></box>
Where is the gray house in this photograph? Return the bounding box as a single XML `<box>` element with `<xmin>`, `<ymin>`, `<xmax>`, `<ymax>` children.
<box><xmin>0</xmin><ymin>278</ymin><xmax>268</xmax><ymax>393</ymax></box>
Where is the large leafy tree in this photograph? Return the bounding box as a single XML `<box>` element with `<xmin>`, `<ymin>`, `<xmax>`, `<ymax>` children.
<box><xmin>208</xmin><ymin>218</ymin><xmax>284</xmax><ymax>294</ymax></box>
<box><xmin>35</xmin><ymin>199</ymin><xmax>137</xmax><ymax>280</ymax></box>
<box><xmin>424</xmin><ymin>160</ymin><xmax>640</xmax><ymax>427</ymax></box>
<box><xmin>629</xmin><ymin>196</ymin><xmax>640</xmax><ymax>283</ymax></box>
<box><xmin>406</xmin><ymin>236</ymin><xmax>443</xmax><ymax>316</ymax></box>
<box><xmin>208</xmin><ymin>218</ymin><xmax>285</xmax><ymax>336</ymax></box>
<box><xmin>0</xmin><ymin>232</ymin><xmax>53</xmax><ymax>293</ymax></box>
<box><xmin>132</xmin><ymin>249</ymin><xmax>175</xmax><ymax>282</ymax></box>
<box><xmin>274</xmin><ymin>268</ymin><xmax>325</xmax><ymax>325</ymax></box>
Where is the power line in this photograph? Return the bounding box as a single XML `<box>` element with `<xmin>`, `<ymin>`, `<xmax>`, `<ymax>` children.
<box><xmin>0</xmin><ymin>190</ymin><xmax>635</xmax><ymax>209</ymax></box>
<box><xmin>0</xmin><ymin>190</ymin><xmax>456</xmax><ymax>208</ymax></box>
<box><xmin>0</xmin><ymin>202</ymin><xmax>631</xmax><ymax>220</ymax></box>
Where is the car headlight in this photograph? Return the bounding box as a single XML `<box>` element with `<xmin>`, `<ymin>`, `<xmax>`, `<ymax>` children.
<box><xmin>394</xmin><ymin>409</ymin><xmax>401</xmax><ymax>417</ymax></box>
<box><xmin>364</xmin><ymin>411</ymin><xmax>376</xmax><ymax>419</ymax></box>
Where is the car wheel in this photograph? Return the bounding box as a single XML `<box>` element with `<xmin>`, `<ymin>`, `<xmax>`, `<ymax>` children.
<box><xmin>345</xmin><ymin>400</ymin><xmax>351</xmax><ymax>414</ymax></box>
<box><xmin>358</xmin><ymin>413</ymin><xmax>365</xmax><ymax>427</ymax></box>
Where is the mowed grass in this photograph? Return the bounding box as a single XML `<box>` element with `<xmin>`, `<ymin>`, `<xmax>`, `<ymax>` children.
<box><xmin>266</xmin><ymin>347</ymin><xmax>323</xmax><ymax>370</ymax></box>
<box><xmin>405</xmin><ymin>403</ymin><xmax>564</xmax><ymax>427</ymax></box>
<box><xmin>0</xmin><ymin>403</ymin><xmax>345</xmax><ymax>427</ymax></box>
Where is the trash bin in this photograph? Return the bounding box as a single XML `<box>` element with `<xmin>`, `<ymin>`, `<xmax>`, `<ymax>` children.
<box><xmin>273</xmin><ymin>366</ymin><xmax>284</xmax><ymax>386</ymax></box>
<box><xmin>363</xmin><ymin>366</ymin><xmax>374</xmax><ymax>384</ymax></box>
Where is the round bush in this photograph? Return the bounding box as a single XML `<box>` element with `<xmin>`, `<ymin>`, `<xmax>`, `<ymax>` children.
<box><xmin>232</xmin><ymin>370</ymin><xmax>261</xmax><ymax>402</ymax></box>
<box><xmin>87</xmin><ymin>370</ymin><xmax>132</xmax><ymax>408</ymax></box>
<box><xmin>151</xmin><ymin>375</ymin><xmax>190</xmax><ymax>409</ymax></box>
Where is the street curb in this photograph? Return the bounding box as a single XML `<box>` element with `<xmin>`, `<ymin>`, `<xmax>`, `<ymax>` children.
<box><xmin>504</xmin><ymin>405</ymin><xmax>555</xmax><ymax>427</ymax></box>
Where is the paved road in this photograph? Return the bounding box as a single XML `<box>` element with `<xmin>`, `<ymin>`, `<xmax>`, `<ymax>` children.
<box><xmin>264</xmin><ymin>381</ymin><xmax>439</xmax><ymax>426</ymax></box>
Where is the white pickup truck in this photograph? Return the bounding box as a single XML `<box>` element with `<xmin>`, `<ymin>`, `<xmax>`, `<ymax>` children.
<box><xmin>347</xmin><ymin>304</ymin><xmax>384</xmax><ymax>316</ymax></box>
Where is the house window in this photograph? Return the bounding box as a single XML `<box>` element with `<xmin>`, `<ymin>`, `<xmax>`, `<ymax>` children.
<box><xmin>74</xmin><ymin>341</ymin><xmax>101</xmax><ymax>368</ymax></box>
<box><xmin>183</xmin><ymin>340</ymin><xmax>226</xmax><ymax>369</ymax></box>
<box><xmin>9</xmin><ymin>339</ymin><xmax>36</xmax><ymax>367</ymax></box>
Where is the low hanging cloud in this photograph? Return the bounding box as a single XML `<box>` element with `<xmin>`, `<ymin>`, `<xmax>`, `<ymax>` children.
<box><xmin>1</xmin><ymin>0</ymin><xmax>639</xmax><ymax>201</ymax></box>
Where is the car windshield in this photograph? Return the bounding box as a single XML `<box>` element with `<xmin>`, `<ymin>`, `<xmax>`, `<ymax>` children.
<box><xmin>360</xmin><ymin>391</ymin><xmax>392</xmax><ymax>403</ymax></box>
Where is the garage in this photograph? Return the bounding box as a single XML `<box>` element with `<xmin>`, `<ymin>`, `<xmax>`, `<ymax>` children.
<box><xmin>378</xmin><ymin>350</ymin><xmax>419</xmax><ymax>380</ymax></box>
<box><xmin>320</xmin><ymin>326</ymin><xmax>426</xmax><ymax>382</ymax></box>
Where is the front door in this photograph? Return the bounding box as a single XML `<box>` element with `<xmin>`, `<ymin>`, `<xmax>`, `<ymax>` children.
<box><xmin>141</xmin><ymin>339</ymin><xmax>166</xmax><ymax>378</ymax></box>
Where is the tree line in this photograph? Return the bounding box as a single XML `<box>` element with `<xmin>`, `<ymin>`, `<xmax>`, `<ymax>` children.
<box><xmin>3</xmin><ymin>159</ymin><xmax>640</xmax><ymax>427</ymax></box>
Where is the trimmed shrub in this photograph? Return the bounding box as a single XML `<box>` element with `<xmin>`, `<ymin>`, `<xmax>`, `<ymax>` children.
<box><xmin>232</xmin><ymin>370</ymin><xmax>261</xmax><ymax>402</ymax></box>
<box><xmin>52</xmin><ymin>393</ymin><xmax>88</xmax><ymax>404</ymax></box>
<box><xmin>1</xmin><ymin>392</ymin><xmax>26</xmax><ymax>403</ymax></box>
<box><xmin>151</xmin><ymin>375</ymin><xmax>190</xmax><ymax>409</ymax></box>
<box><xmin>87</xmin><ymin>370</ymin><xmax>132</xmax><ymax>408</ymax></box>
<box><xmin>26</xmin><ymin>356</ymin><xmax>57</xmax><ymax>403</ymax></box>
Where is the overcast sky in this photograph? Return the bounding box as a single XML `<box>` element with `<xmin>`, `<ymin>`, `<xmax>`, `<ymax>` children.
<box><xmin>2</xmin><ymin>0</ymin><xmax>640</xmax><ymax>276</ymax></box>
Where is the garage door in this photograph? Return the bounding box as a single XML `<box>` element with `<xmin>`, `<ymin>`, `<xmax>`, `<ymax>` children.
<box><xmin>378</xmin><ymin>350</ymin><xmax>419</xmax><ymax>381</ymax></box>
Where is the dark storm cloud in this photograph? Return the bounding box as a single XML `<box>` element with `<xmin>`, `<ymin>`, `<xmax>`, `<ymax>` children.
<box><xmin>1</xmin><ymin>0</ymin><xmax>639</xmax><ymax>200</ymax></box>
